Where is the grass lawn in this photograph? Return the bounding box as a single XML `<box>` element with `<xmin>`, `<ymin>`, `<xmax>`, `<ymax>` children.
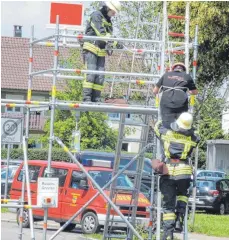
<box><xmin>190</xmin><ymin>213</ymin><xmax>229</xmax><ymax>237</ymax></box>
<box><xmin>1</xmin><ymin>208</ymin><xmax>9</xmax><ymax>213</ymax></box>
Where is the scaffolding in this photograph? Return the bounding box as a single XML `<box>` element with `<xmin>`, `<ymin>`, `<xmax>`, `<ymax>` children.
<box><xmin>1</xmin><ymin>1</ymin><xmax>199</xmax><ymax>240</ymax></box>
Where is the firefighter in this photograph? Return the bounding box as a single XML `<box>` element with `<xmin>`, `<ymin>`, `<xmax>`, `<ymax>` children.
<box><xmin>82</xmin><ymin>0</ymin><xmax>122</xmax><ymax>102</ymax></box>
<box><xmin>153</xmin><ymin>62</ymin><xmax>198</xmax><ymax>128</ymax></box>
<box><xmin>153</xmin><ymin>112</ymin><xmax>199</xmax><ymax>240</ymax></box>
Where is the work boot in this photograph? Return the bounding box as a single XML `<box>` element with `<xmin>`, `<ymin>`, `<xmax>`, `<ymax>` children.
<box><xmin>162</xmin><ymin>231</ymin><xmax>174</xmax><ymax>240</ymax></box>
<box><xmin>175</xmin><ymin>214</ymin><xmax>184</xmax><ymax>232</ymax></box>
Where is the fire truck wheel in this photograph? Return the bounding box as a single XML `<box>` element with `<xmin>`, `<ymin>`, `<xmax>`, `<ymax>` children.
<box><xmin>59</xmin><ymin>222</ymin><xmax>76</xmax><ymax>231</ymax></box>
<box><xmin>16</xmin><ymin>209</ymin><xmax>30</xmax><ymax>228</ymax></box>
<box><xmin>81</xmin><ymin>212</ymin><xmax>100</xmax><ymax>234</ymax></box>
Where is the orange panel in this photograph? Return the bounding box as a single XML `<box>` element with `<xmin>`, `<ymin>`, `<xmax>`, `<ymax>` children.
<box><xmin>50</xmin><ymin>2</ymin><xmax>83</xmax><ymax>26</ymax></box>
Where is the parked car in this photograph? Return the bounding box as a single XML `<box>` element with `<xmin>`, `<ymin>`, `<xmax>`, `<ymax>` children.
<box><xmin>1</xmin><ymin>159</ymin><xmax>22</xmax><ymax>168</ymax></box>
<box><xmin>1</xmin><ymin>165</ymin><xmax>19</xmax><ymax>197</ymax></box>
<box><xmin>10</xmin><ymin>160</ymin><xmax>150</xmax><ymax>233</ymax></box>
<box><xmin>189</xmin><ymin>178</ymin><xmax>229</xmax><ymax>214</ymax></box>
<box><xmin>196</xmin><ymin>170</ymin><xmax>226</xmax><ymax>179</ymax></box>
<box><xmin>77</xmin><ymin>151</ymin><xmax>154</xmax><ymax>188</ymax></box>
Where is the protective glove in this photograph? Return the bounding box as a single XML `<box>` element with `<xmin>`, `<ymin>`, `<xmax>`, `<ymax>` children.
<box><xmin>106</xmin><ymin>41</ymin><xmax>114</xmax><ymax>50</ymax></box>
<box><xmin>116</xmin><ymin>42</ymin><xmax>124</xmax><ymax>49</ymax></box>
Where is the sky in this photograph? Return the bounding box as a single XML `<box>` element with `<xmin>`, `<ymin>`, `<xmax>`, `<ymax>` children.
<box><xmin>1</xmin><ymin>1</ymin><xmax>90</xmax><ymax>38</ymax></box>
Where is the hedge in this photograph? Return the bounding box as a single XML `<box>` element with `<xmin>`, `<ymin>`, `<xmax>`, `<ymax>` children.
<box><xmin>1</xmin><ymin>148</ymin><xmax>154</xmax><ymax>162</ymax></box>
<box><xmin>1</xmin><ymin>148</ymin><xmax>71</xmax><ymax>162</ymax></box>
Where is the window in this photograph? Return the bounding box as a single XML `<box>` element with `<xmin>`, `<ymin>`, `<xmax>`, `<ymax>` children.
<box><xmin>5</xmin><ymin>94</ymin><xmax>24</xmax><ymax>113</ymax></box>
<box><xmin>89</xmin><ymin>170</ymin><xmax>133</xmax><ymax>189</ymax></box>
<box><xmin>18</xmin><ymin>165</ymin><xmax>41</xmax><ymax>182</ymax></box>
<box><xmin>42</xmin><ymin>167</ymin><xmax>68</xmax><ymax>187</ymax></box>
<box><xmin>70</xmin><ymin>171</ymin><xmax>87</xmax><ymax>189</ymax></box>
<box><xmin>122</xmin><ymin>143</ymin><xmax>128</xmax><ymax>151</ymax></box>
<box><xmin>214</xmin><ymin>172</ymin><xmax>225</xmax><ymax>178</ymax></box>
<box><xmin>119</xmin><ymin>158</ymin><xmax>152</xmax><ymax>175</ymax></box>
<box><xmin>108</xmin><ymin>113</ymin><xmax>131</xmax><ymax>120</ymax></box>
<box><xmin>204</xmin><ymin>172</ymin><xmax>213</xmax><ymax>177</ymax></box>
<box><xmin>196</xmin><ymin>180</ymin><xmax>216</xmax><ymax>190</ymax></box>
<box><xmin>197</xmin><ymin>172</ymin><xmax>204</xmax><ymax>177</ymax></box>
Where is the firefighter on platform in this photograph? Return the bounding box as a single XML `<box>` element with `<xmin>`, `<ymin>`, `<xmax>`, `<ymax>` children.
<box><xmin>82</xmin><ymin>1</ymin><xmax>123</xmax><ymax>102</ymax></box>
<box><xmin>153</xmin><ymin>112</ymin><xmax>199</xmax><ymax>240</ymax></box>
<box><xmin>153</xmin><ymin>63</ymin><xmax>198</xmax><ymax>128</ymax></box>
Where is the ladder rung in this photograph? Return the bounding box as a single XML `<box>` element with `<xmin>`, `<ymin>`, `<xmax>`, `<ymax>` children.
<box><xmin>123</xmin><ymin>122</ymin><xmax>148</xmax><ymax>127</ymax></box>
<box><xmin>130</xmin><ymin>89</ymin><xmax>148</xmax><ymax>93</ymax></box>
<box><xmin>105</xmin><ymin>234</ymin><xmax>127</xmax><ymax>239</ymax></box>
<box><xmin>113</xmin><ymin>186</ymin><xmax>136</xmax><ymax>192</ymax></box>
<box><xmin>168</xmin><ymin>15</ymin><xmax>185</xmax><ymax>20</ymax></box>
<box><xmin>168</xmin><ymin>32</ymin><xmax>185</xmax><ymax>37</ymax></box>
<box><xmin>123</xmin><ymin>138</ymin><xmax>146</xmax><ymax>143</ymax></box>
<box><xmin>166</xmin><ymin>50</ymin><xmax>185</xmax><ymax>55</ymax></box>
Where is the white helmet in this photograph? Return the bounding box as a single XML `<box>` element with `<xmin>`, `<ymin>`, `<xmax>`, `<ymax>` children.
<box><xmin>171</xmin><ymin>112</ymin><xmax>193</xmax><ymax>131</ymax></box>
<box><xmin>105</xmin><ymin>0</ymin><xmax>121</xmax><ymax>13</ymax></box>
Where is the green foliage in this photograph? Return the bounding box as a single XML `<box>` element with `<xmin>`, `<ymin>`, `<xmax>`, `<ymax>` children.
<box><xmin>193</xmin><ymin>84</ymin><xmax>226</xmax><ymax>167</ymax></box>
<box><xmin>1</xmin><ymin>208</ymin><xmax>9</xmax><ymax>213</ymax></box>
<box><xmin>189</xmin><ymin>213</ymin><xmax>229</xmax><ymax>237</ymax></box>
<box><xmin>39</xmin><ymin>49</ymin><xmax>118</xmax><ymax>150</ymax></box>
<box><xmin>79</xmin><ymin>112</ymin><xmax>118</xmax><ymax>150</ymax></box>
<box><xmin>168</xmin><ymin>2</ymin><xmax>229</xmax><ymax>85</ymax></box>
<box><xmin>1</xmin><ymin>148</ymin><xmax>71</xmax><ymax>161</ymax></box>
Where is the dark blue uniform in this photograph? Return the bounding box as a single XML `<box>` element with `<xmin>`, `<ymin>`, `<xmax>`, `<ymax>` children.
<box><xmin>154</xmin><ymin>121</ymin><xmax>199</xmax><ymax>238</ymax></box>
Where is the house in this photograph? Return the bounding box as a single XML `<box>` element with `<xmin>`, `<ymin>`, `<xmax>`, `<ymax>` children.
<box><xmin>1</xmin><ymin>26</ymin><xmax>70</xmax><ymax>149</ymax></box>
<box><xmin>1</xmin><ymin>26</ymin><xmax>156</xmax><ymax>152</ymax></box>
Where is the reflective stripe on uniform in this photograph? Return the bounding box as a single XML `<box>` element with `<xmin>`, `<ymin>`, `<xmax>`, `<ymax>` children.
<box><xmin>177</xmin><ymin>195</ymin><xmax>188</xmax><ymax>203</ymax></box>
<box><xmin>102</xmin><ymin>18</ymin><xmax>112</xmax><ymax>27</ymax></box>
<box><xmin>163</xmin><ymin>212</ymin><xmax>176</xmax><ymax>221</ymax></box>
<box><xmin>167</xmin><ymin>164</ymin><xmax>192</xmax><ymax>176</ymax></box>
<box><xmin>90</xmin><ymin>21</ymin><xmax>111</xmax><ymax>40</ymax></box>
<box><xmin>93</xmin><ymin>84</ymin><xmax>104</xmax><ymax>91</ymax></box>
<box><xmin>161</xmin><ymin>130</ymin><xmax>197</xmax><ymax>159</ymax></box>
<box><xmin>154</xmin><ymin>121</ymin><xmax>162</xmax><ymax>137</ymax></box>
<box><xmin>83</xmin><ymin>81</ymin><xmax>94</xmax><ymax>89</ymax></box>
<box><xmin>83</xmin><ymin>42</ymin><xmax>107</xmax><ymax>57</ymax></box>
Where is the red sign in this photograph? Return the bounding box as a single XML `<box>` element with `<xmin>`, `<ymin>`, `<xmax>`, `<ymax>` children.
<box><xmin>50</xmin><ymin>2</ymin><xmax>83</xmax><ymax>26</ymax></box>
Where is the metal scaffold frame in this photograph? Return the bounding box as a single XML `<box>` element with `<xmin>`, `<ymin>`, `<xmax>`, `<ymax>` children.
<box><xmin>1</xmin><ymin>1</ymin><xmax>199</xmax><ymax>240</ymax></box>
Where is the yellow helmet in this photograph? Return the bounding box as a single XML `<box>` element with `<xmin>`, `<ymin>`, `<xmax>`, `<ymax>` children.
<box><xmin>105</xmin><ymin>0</ymin><xmax>121</xmax><ymax>13</ymax></box>
<box><xmin>171</xmin><ymin>112</ymin><xmax>193</xmax><ymax>131</ymax></box>
<box><xmin>172</xmin><ymin>62</ymin><xmax>186</xmax><ymax>72</ymax></box>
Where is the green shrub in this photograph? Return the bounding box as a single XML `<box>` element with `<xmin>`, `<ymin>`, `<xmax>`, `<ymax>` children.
<box><xmin>1</xmin><ymin>148</ymin><xmax>71</xmax><ymax>162</ymax></box>
<box><xmin>1</xmin><ymin>148</ymin><xmax>154</xmax><ymax>162</ymax></box>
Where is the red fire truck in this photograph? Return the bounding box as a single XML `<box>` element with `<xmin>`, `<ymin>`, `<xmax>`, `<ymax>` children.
<box><xmin>10</xmin><ymin>159</ymin><xmax>150</xmax><ymax>234</ymax></box>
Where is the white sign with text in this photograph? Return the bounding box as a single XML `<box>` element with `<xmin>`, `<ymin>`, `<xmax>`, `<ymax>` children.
<box><xmin>37</xmin><ymin>178</ymin><xmax>59</xmax><ymax>208</ymax></box>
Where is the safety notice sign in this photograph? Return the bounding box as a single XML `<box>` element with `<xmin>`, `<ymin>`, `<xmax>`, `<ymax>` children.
<box><xmin>37</xmin><ymin>178</ymin><xmax>59</xmax><ymax>208</ymax></box>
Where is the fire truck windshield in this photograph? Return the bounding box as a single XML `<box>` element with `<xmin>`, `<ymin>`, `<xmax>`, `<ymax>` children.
<box><xmin>89</xmin><ymin>170</ymin><xmax>134</xmax><ymax>189</ymax></box>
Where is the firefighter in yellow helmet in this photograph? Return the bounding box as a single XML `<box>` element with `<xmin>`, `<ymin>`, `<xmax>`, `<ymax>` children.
<box><xmin>153</xmin><ymin>112</ymin><xmax>199</xmax><ymax>240</ymax></box>
<box><xmin>153</xmin><ymin>62</ymin><xmax>198</xmax><ymax>128</ymax></box>
<box><xmin>82</xmin><ymin>1</ymin><xmax>123</xmax><ymax>102</ymax></box>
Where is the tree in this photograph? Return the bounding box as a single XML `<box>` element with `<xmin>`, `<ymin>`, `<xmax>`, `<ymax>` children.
<box><xmin>193</xmin><ymin>83</ymin><xmax>226</xmax><ymax>167</ymax></box>
<box><xmin>40</xmin><ymin>49</ymin><xmax>118</xmax><ymax>150</ymax></box>
<box><xmin>168</xmin><ymin>2</ymin><xmax>229</xmax><ymax>86</ymax></box>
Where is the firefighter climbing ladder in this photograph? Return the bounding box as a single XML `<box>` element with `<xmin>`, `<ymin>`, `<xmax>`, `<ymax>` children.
<box><xmin>0</xmin><ymin>1</ymin><xmax>199</xmax><ymax>240</ymax></box>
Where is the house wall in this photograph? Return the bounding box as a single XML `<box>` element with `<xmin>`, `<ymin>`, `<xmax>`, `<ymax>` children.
<box><xmin>206</xmin><ymin>140</ymin><xmax>229</xmax><ymax>174</ymax></box>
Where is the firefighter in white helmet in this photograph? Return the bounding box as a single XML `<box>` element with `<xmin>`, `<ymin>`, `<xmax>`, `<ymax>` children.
<box><xmin>82</xmin><ymin>1</ymin><xmax>123</xmax><ymax>102</ymax></box>
<box><xmin>153</xmin><ymin>112</ymin><xmax>199</xmax><ymax>240</ymax></box>
<box><xmin>153</xmin><ymin>62</ymin><xmax>198</xmax><ymax>129</ymax></box>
